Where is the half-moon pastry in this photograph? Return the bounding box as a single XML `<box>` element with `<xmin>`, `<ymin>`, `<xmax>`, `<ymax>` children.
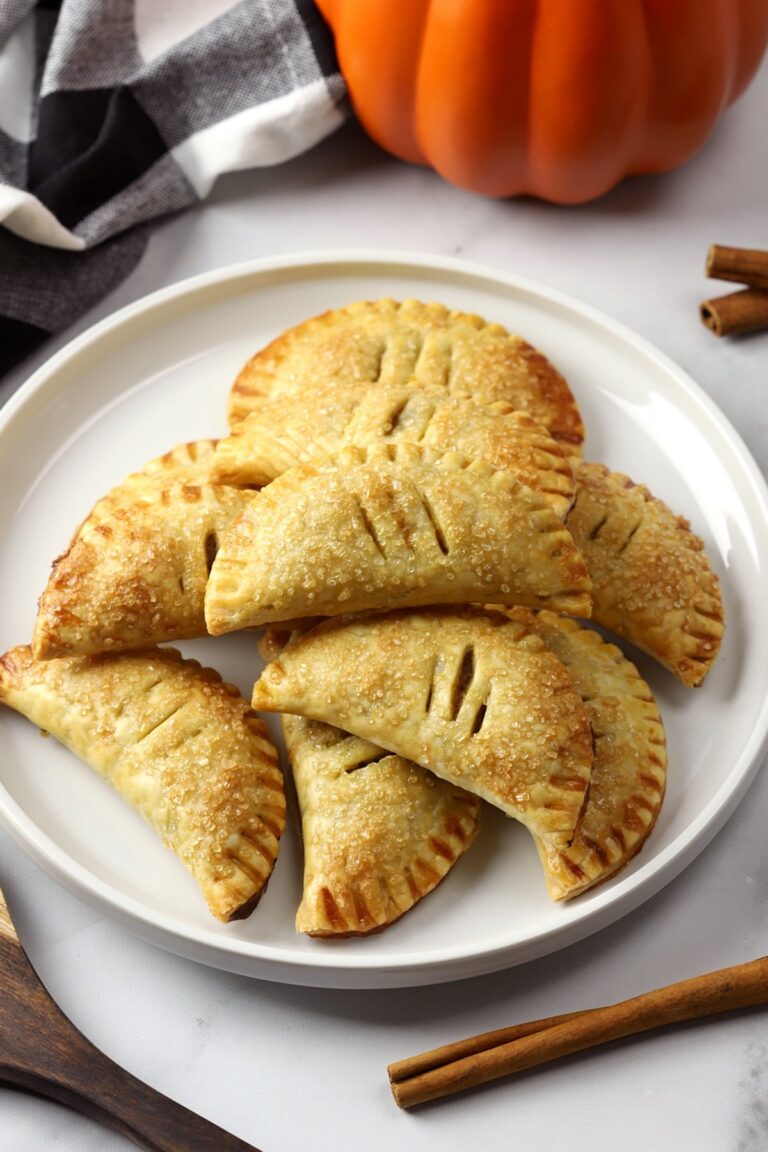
<box><xmin>205</xmin><ymin>443</ymin><xmax>591</xmax><ymax>634</ymax></box>
<box><xmin>567</xmin><ymin>462</ymin><xmax>724</xmax><ymax>686</ymax></box>
<box><xmin>506</xmin><ymin>609</ymin><xmax>667</xmax><ymax>899</ymax></box>
<box><xmin>251</xmin><ymin>608</ymin><xmax>594</xmax><ymax>848</ymax></box>
<box><xmin>264</xmin><ymin>624</ymin><xmax>479</xmax><ymax>934</ymax></box>
<box><xmin>213</xmin><ymin>382</ymin><xmax>575</xmax><ymax>518</ymax></box>
<box><xmin>0</xmin><ymin>645</ymin><xmax>285</xmax><ymax>922</ymax></box>
<box><xmin>33</xmin><ymin>441</ymin><xmax>254</xmax><ymax>658</ymax></box>
<box><xmin>227</xmin><ymin>298</ymin><xmax>585</xmax><ymax>455</ymax></box>
<box><xmin>282</xmin><ymin>715</ymin><xmax>480</xmax><ymax>937</ymax></box>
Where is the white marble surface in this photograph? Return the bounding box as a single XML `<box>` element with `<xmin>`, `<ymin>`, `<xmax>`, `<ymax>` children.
<box><xmin>2</xmin><ymin>56</ymin><xmax>768</xmax><ymax>1152</ymax></box>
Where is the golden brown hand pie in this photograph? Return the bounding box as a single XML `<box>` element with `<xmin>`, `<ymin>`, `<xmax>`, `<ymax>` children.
<box><xmin>251</xmin><ymin>608</ymin><xmax>594</xmax><ymax>848</ymax></box>
<box><xmin>505</xmin><ymin>609</ymin><xmax>667</xmax><ymax>899</ymax></box>
<box><xmin>227</xmin><ymin>298</ymin><xmax>585</xmax><ymax>455</ymax></box>
<box><xmin>265</xmin><ymin>624</ymin><xmax>478</xmax><ymax>936</ymax></box>
<box><xmin>33</xmin><ymin>441</ymin><xmax>254</xmax><ymax>658</ymax></box>
<box><xmin>567</xmin><ymin>462</ymin><xmax>724</xmax><ymax>686</ymax></box>
<box><xmin>205</xmin><ymin>443</ymin><xmax>591</xmax><ymax>634</ymax></box>
<box><xmin>0</xmin><ymin>646</ymin><xmax>285</xmax><ymax>922</ymax></box>
<box><xmin>213</xmin><ymin>382</ymin><xmax>575</xmax><ymax>518</ymax></box>
<box><xmin>282</xmin><ymin>715</ymin><xmax>480</xmax><ymax>937</ymax></box>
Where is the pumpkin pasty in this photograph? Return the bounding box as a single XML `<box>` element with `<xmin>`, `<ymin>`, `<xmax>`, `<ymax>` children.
<box><xmin>0</xmin><ymin>646</ymin><xmax>285</xmax><ymax>922</ymax></box>
<box><xmin>251</xmin><ymin>609</ymin><xmax>594</xmax><ymax>848</ymax></box>
<box><xmin>227</xmin><ymin>298</ymin><xmax>585</xmax><ymax>455</ymax></box>
<box><xmin>567</xmin><ymin>462</ymin><xmax>724</xmax><ymax>686</ymax></box>
<box><xmin>213</xmin><ymin>382</ymin><xmax>575</xmax><ymax>518</ymax></box>
<box><xmin>282</xmin><ymin>715</ymin><xmax>480</xmax><ymax>937</ymax></box>
<box><xmin>33</xmin><ymin>441</ymin><xmax>254</xmax><ymax>659</ymax></box>
<box><xmin>506</xmin><ymin>609</ymin><xmax>667</xmax><ymax>899</ymax></box>
<box><xmin>205</xmin><ymin>443</ymin><xmax>591</xmax><ymax>634</ymax></box>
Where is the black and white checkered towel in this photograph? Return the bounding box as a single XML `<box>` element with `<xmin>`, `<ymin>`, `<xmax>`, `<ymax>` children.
<box><xmin>0</xmin><ymin>0</ymin><xmax>346</xmax><ymax>377</ymax></box>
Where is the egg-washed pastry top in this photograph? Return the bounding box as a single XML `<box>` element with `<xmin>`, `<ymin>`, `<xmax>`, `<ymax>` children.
<box><xmin>505</xmin><ymin>609</ymin><xmax>667</xmax><ymax>900</ymax></box>
<box><xmin>251</xmin><ymin>607</ymin><xmax>594</xmax><ymax>849</ymax></box>
<box><xmin>227</xmin><ymin>297</ymin><xmax>585</xmax><ymax>455</ymax></box>
<box><xmin>0</xmin><ymin>645</ymin><xmax>285</xmax><ymax>922</ymax></box>
<box><xmin>214</xmin><ymin>381</ymin><xmax>576</xmax><ymax>519</ymax></box>
<box><xmin>567</xmin><ymin>462</ymin><xmax>723</xmax><ymax>686</ymax></box>
<box><xmin>34</xmin><ymin>441</ymin><xmax>254</xmax><ymax>659</ymax></box>
<box><xmin>282</xmin><ymin>714</ymin><xmax>480</xmax><ymax>937</ymax></box>
<box><xmin>205</xmin><ymin>442</ymin><xmax>591</xmax><ymax>634</ymax></box>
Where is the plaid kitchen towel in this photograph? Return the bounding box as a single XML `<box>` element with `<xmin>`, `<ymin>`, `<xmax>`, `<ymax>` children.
<box><xmin>0</xmin><ymin>0</ymin><xmax>346</xmax><ymax>376</ymax></box>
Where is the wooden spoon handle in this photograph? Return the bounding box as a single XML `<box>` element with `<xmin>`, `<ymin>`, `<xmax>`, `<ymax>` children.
<box><xmin>0</xmin><ymin>1050</ymin><xmax>257</xmax><ymax>1152</ymax></box>
<box><xmin>1</xmin><ymin>1052</ymin><xmax>259</xmax><ymax>1152</ymax></box>
<box><xmin>0</xmin><ymin>891</ymin><xmax>261</xmax><ymax>1151</ymax></box>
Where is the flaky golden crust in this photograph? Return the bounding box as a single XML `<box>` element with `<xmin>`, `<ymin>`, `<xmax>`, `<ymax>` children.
<box><xmin>567</xmin><ymin>463</ymin><xmax>724</xmax><ymax>686</ymax></box>
<box><xmin>227</xmin><ymin>298</ymin><xmax>585</xmax><ymax>454</ymax></box>
<box><xmin>214</xmin><ymin>382</ymin><xmax>575</xmax><ymax>518</ymax></box>
<box><xmin>251</xmin><ymin>608</ymin><xmax>594</xmax><ymax>848</ymax></box>
<box><xmin>282</xmin><ymin>716</ymin><xmax>480</xmax><ymax>938</ymax></box>
<box><xmin>505</xmin><ymin>610</ymin><xmax>667</xmax><ymax>900</ymax></box>
<box><xmin>33</xmin><ymin>441</ymin><xmax>254</xmax><ymax>659</ymax></box>
<box><xmin>205</xmin><ymin>442</ymin><xmax>591</xmax><ymax>634</ymax></box>
<box><xmin>0</xmin><ymin>646</ymin><xmax>285</xmax><ymax>922</ymax></box>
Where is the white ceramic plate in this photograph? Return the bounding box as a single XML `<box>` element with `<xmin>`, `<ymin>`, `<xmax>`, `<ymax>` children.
<box><xmin>1</xmin><ymin>252</ymin><xmax>767</xmax><ymax>990</ymax></box>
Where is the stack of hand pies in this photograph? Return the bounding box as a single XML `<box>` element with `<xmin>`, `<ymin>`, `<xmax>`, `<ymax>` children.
<box><xmin>0</xmin><ymin>299</ymin><xmax>724</xmax><ymax>937</ymax></box>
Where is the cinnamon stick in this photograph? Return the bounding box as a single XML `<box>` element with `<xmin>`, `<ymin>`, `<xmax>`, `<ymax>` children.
<box><xmin>700</xmin><ymin>288</ymin><xmax>768</xmax><ymax>336</ymax></box>
<box><xmin>706</xmin><ymin>244</ymin><xmax>768</xmax><ymax>290</ymax></box>
<box><xmin>388</xmin><ymin>956</ymin><xmax>768</xmax><ymax>1109</ymax></box>
<box><xmin>388</xmin><ymin>1007</ymin><xmax>589</xmax><ymax>1084</ymax></box>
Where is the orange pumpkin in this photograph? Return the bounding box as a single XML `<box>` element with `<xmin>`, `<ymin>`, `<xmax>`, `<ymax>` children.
<box><xmin>316</xmin><ymin>0</ymin><xmax>768</xmax><ymax>203</ymax></box>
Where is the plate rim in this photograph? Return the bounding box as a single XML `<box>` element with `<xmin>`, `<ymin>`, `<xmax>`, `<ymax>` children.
<box><xmin>2</xmin><ymin>248</ymin><xmax>768</xmax><ymax>989</ymax></box>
